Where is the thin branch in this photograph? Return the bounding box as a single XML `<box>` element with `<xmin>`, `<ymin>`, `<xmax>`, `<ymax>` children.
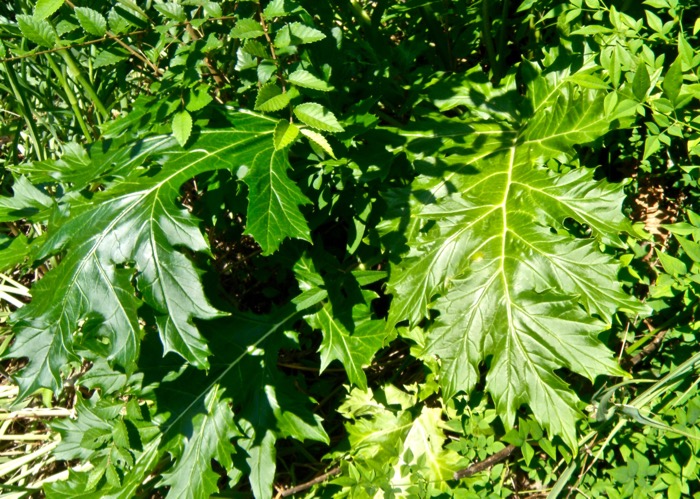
<box><xmin>184</xmin><ymin>21</ymin><xmax>227</xmax><ymax>101</ymax></box>
<box><xmin>108</xmin><ymin>32</ymin><xmax>163</xmax><ymax>76</ymax></box>
<box><xmin>0</xmin><ymin>31</ymin><xmax>143</xmax><ymax>63</ymax></box>
<box><xmin>627</xmin><ymin>329</ymin><xmax>667</xmax><ymax>367</ymax></box>
<box><xmin>0</xmin><ymin>14</ymin><xmax>240</xmax><ymax>64</ymax></box>
<box><xmin>258</xmin><ymin>6</ymin><xmax>279</xmax><ymax>64</ymax></box>
<box><xmin>257</xmin><ymin>4</ymin><xmax>286</xmax><ymax>93</ymax></box>
<box><xmin>277</xmin><ymin>362</ymin><xmax>345</xmax><ymax>373</ymax></box>
<box><xmin>453</xmin><ymin>444</ymin><xmax>518</xmax><ymax>480</ymax></box>
<box><xmin>276</xmin><ymin>467</ymin><xmax>341</xmax><ymax>497</ymax></box>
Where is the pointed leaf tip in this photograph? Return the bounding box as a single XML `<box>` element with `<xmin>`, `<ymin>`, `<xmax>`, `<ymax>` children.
<box><xmin>17</xmin><ymin>15</ymin><xmax>57</xmax><ymax>48</ymax></box>
<box><xmin>273</xmin><ymin>120</ymin><xmax>300</xmax><ymax>150</ymax></box>
<box><xmin>172</xmin><ymin>110</ymin><xmax>193</xmax><ymax>147</ymax></box>
<box><xmin>300</xmin><ymin>128</ymin><xmax>335</xmax><ymax>158</ymax></box>
<box><xmin>274</xmin><ymin>22</ymin><xmax>325</xmax><ymax>48</ymax></box>
<box><xmin>293</xmin><ymin>103</ymin><xmax>344</xmax><ymax>133</ymax></box>
<box><xmin>230</xmin><ymin>18</ymin><xmax>265</xmax><ymax>39</ymax></box>
<box><xmin>34</xmin><ymin>0</ymin><xmax>65</xmax><ymax>20</ymax></box>
<box><xmin>255</xmin><ymin>84</ymin><xmax>291</xmax><ymax>113</ymax></box>
<box><xmin>74</xmin><ymin>7</ymin><xmax>108</xmax><ymax>37</ymax></box>
<box><xmin>288</xmin><ymin>69</ymin><xmax>333</xmax><ymax>92</ymax></box>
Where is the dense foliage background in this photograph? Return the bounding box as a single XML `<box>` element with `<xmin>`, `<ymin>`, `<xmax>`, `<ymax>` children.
<box><xmin>1</xmin><ymin>0</ymin><xmax>700</xmax><ymax>497</ymax></box>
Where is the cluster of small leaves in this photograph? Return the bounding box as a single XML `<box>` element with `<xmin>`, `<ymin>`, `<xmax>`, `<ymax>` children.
<box><xmin>1</xmin><ymin>0</ymin><xmax>700</xmax><ymax>498</ymax></box>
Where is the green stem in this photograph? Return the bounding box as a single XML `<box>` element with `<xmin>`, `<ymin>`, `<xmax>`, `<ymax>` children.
<box><xmin>496</xmin><ymin>0</ymin><xmax>510</xmax><ymax>73</ymax></box>
<box><xmin>1</xmin><ymin>60</ymin><xmax>44</xmax><ymax>161</ymax></box>
<box><xmin>625</xmin><ymin>300</ymin><xmax>695</xmax><ymax>355</ymax></box>
<box><xmin>481</xmin><ymin>0</ymin><xmax>499</xmax><ymax>81</ymax></box>
<box><xmin>57</xmin><ymin>48</ymin><xmax>109</xmax><ymax>120</ymax></box>
<box><xmin>45</xmin><ymin>53</ymin><xmax>94</xmax><ymax>142</ymax></box>
<box><xmin>348</xmin><ymin>0</ymin><xmax>372</xmax><ymax>27</ymax></box>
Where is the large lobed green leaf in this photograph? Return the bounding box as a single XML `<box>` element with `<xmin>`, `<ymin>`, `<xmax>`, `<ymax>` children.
<box><xmin>384</xmin><ymin>73</ymin><xmax>646</xmax><ymax>445</ymax></box>
<box><xmin>3</xmin><ymin>112</ymin><xmax>312</xmax><ymax>398</ymax></box>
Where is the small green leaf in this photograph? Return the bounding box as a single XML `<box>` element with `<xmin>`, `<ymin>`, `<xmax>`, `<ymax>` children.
<box><xmin>79</xmin><ymin>359</ymin><xmax>128</xmax><ymax>394</ymax></box>
<box><xmin>601</xmin><ymin>45</ymin><xmax>621</xmax><ymax>87</ymax></box>
<box><xmin>230</xmin><ymin>18</ymin><xmax>264</xmax><ymax>39</ymax></box>
<box><xmin>677</xmin><ymin>236</ymin><xmax>700</xmax><ymax>263</ymax></box>
<box><xmin>255</xmin><ymin>84</ymin><xmax>291</xmax><ymax>112</ymax></box>
<box><xmin>172</xmin><ymin>110</ymin><xmax>193</xmax><ymax>147</ymax></box>
<box><xmin>645</xmin><ymin>10</ymin><xmax>663</xmax><ymax>33</ymax></box>
<box><xmin>258</xmin><ymin>61</ymin><xmax>277</xmax><ymax>83</ymax></box>
<box><xmin>300</xmin><ymin>128</ymin><xmax>335</xmax><ymax>158</ymax></box>
<box><xmin>107</xmin><ymin>8</ymin><xmax>131</xmax><ymax>34</ymax></box>
<box><xmin>0</xmin><ymin>175</ymin><xmax>54</xmax><ymax>223</ymax></box>
<box><xmin>663</xmin><ymin>57</ymin><xmax>683</xmax><ymax>104</ymax></box>
<box><xmin>688</xmin><ymin>209</ymin><xmax>700</xmax><ymax>227</ymax></box>
<box><xmin>643</xmin><ymin>135</ymin><xmax>660</xmax><ymax>159</ymax></box>
<box><xmin>105</xmin><ymin>463</ymin><xmax>121</xmax><ymax>488</ymax></box>
<box><xmin>288</xmin><ymin>69</ymin><xmax>332</xmax><ymax>91</ymax></box>
<box><xmin>242</xmin><ymin>39</ymin><xmax>268</xmax><ymax>58</ymax></box>
<box><xmin>34</xmin><ymin>0</ymin><xmax>64</xmax><ymax>20</ymax></box>
<box><xmin>632</xmin><ymin>63</ymin><xmax>651</xmax><ymax>101</ymax></box>
<box><xmin>643</xmin><ymin>0</ymin><xmax>669</xmax><ymax>7</ymax></box>
<box><xmin>570</xmin><ymin>25</ymin><xmax>613</xmax><ymax>35</ymax></box>
<box><xmin>236</xmin><ymin>48</ymin><xmax>257</xmax><ymax>71</ymax></box>
<box><xmin>655</xmin><ymin>249</ymin><xmax>687</xmax><ymax>276</ymax></box>
<box><xmin>93</xmin><ymin>46</ymin><xmax>129</xmax><ymax>68</ymax></box>
<box><xmin>678</xmin><ymin>31</ymin><xmax>695</xmax><ymax>70</ymax></box>
<box><xmin>55</xmin><ymin>18</ymin><xmax>79</xmax><ymax>36</ymax></box>
<box><xmin>16</xmin><ymin>15</ymin><xmax>57</xmax><ymax>48</ymax></box>
<box><xmin>567</xmin><ymin>73</ymin><xmax>608</xmax><ymax>90</ymax></box>
<box><xmin>186</xmin><ymin>85</ymin><xmax>213</xmax><ymax>112</ymax></box>
<box><xmin>603</xmin><ymin>91</ymin><xmax>618</xmax><ymax>116</ymax></box>
<box><xmin>264</xmin><ymin>0</ymin><xmax>293</xmax><ymax>19</ymax></box>
<box><xmin>81</xmin><ymin>427</ymin><xmax>111</xmax><ymax>450</ymax></box>
<box><xmin>293</xmin><ymin>103</ymin><xmax>344</xmax><ymax>133</ymax></box>
<box><xmin>111</xmin><ymin>419</ymin><xmax>130</xmax><ymax>449</ymax></box>
<box><xmin>75</xmin><ymin>7</ymin><xmax>108</xmax><ymax>37</ymax></box>
<box><xmin>199</xmin><ymin>1</ymin><xmax>222</xmax><ymax>18</ymax></box>
<box><xmin>273</xmin><ymin>120</ymin><xmax>300</xmax><ymax>150</ymax></box>
<box><xmin>522</xmin><ymin>441</ymin><xmax>535</xmax><ymax>466</ymax></box>
<box><xmin>154</xmin><ymin>2</ymin><xmax>186</xmax><ymax>22</ymax></box>
<box><xmin>274</xmin><ymin>22</ymin><xmax>326</xmax><ymax>48</ymax></box>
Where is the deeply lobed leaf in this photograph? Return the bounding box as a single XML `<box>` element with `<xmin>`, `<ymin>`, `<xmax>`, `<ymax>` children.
<box><xmin>384</xmin><ymin>75</ymin><xmax>646</xmax><ymax>445</ymax></box>
<box><xmin>4</xmin><ymin>112</ymin><xmax>312</xmax><ymax>398</ymax></box>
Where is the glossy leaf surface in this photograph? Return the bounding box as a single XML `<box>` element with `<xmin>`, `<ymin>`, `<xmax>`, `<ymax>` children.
<box><xmin>384</xmin><ymin>76</ymin><xmax>645</xmax><ymax>444</ymax></box>
<box><xmin>4</xmin><ymin>112</ymin><xmax>312</xmax><ymax>397</ymax></box>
